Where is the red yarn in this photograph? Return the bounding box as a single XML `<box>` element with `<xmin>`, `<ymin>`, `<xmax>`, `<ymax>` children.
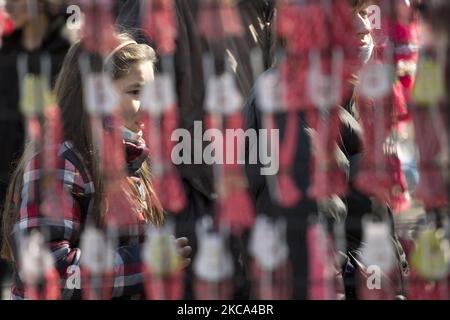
<box><xmin>250</xmin><ymin>260</ymin><xmax>293</xmax><ymax>300</ymax></box>
<box><xmin>40</xmin><ymin>105</ymin><xmax>74</xmax><ymax>220</ymax></box>
<box><xmin>411</xmin><ymin>107</ymin><xmax>448</xmax><ymax>209</ymax></box>
<box><xmin>79</xmin><ymin>0</ymin><xmax>118</xmax><ymax>55</ymax></box>
<box><xmin>142</xmin><ymin>0</ymin><xmax>178</xmax><ymax>55</ymax></box>
<box><xmin>143</xmin><ymin>265</ymin><xmax>184</xmax><ymax>300</ymax></box>
<box><xmin>307</xmin><ymin>223</ymin><xmax>336</xmax><ymax>300</ymax></box>
<box><xmin>205</xmin><ymin>112</ymin><xmax>255</xmax><ymax>233</ymax></box>
<box><xmin>198</xmin><ymin>0</ymin><xmax>243</xmax><ymax>40</ymax></box>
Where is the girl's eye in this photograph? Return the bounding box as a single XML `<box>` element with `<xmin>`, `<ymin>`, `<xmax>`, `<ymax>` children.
<box><xmin>359</xmin><ymin>9</ymin><xmax>368</xmax><ymax>17</ymax></box>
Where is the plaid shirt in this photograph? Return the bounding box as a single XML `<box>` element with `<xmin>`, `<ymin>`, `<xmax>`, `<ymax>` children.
<box><xmin>10</xmin><ymin>141</ymin><xmax>147</xmax><ymax>300</ymax></box>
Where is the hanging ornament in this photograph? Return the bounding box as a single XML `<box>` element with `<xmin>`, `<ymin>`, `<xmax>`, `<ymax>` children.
<box><xmin>248</xmin><ymin>215</ymin><xmax>292</xmax><ymax>300</ymax></box>
<box><xmin>140</xmin><ymin>69</ymin><xmax>187</xmax><ymax>213</ymax></box>
<box><xmin>410</xmin><ymin>53</ymin><xmax>448</xmax><ymax>209</ymax></box>
<box><xmin>18</xmin><ymin>55</ymin><xmax>74</xmax><ymax>222</ymax></box>
<box><xmin>256</xmin><ymin>70</ymin><xmax>301</xmax><ymax>207</ymax></box>
<box><xmin>307</xmin><ymin>49</ymin><xmax>348</xmax><ymax>199</ymax></box>
<box><xmin>307</xmin><ymin>220</ymin><xmax>336</xmax><ymax>300</ymax></box>
<box><xmin>355</xmin><ymin>61</ymin><xmax>396</xmax><ymax>201</ymax></box>
<box><xmin>81</xmin><ymin>64</ymin><xmax>139</xmax><ymax>227</ymax></box>
<box><xmin>142</xmin><ymin>223</ymin><xmax>185</xmax><ymax>299</ymax></box>
<box><xmin>204</xmin><ymin>68</ymin><xmax>254</xmax><ymax>232</ymax></box>
<box><xmin>409</xmin><ymin>226</ymin><xmax>450</xmax><ymax>300</ymax></box>
<box><xmin>19</xmin><ymin>231</ymin><xmax>60</xmax><ymax>300</ymax></box>
<box><xmin>193</xmin><ymin>216</ymin><xmax>234</xmax><ymax>300</ymax></box>
<box><xmin>357</xmin><ymin>218</ymin><xmax>397</xmax><ymax>300</ymax></box>
<box><xmin>80</xmin><ymin>226</ymin><xmax>116</xmax><ymax>300</ymax></box>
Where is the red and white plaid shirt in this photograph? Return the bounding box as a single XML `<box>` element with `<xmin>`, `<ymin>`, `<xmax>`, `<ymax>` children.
<box><xmin>10</xmin><ymin>141</ymin><xmax>149</xmax><ymax>299</ymax></box>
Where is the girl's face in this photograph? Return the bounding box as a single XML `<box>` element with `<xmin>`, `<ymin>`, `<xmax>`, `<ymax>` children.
<box><xmin>114</xmin><ymin>60</ymin><xmax>154</xmax><ymax>133</ymax></box>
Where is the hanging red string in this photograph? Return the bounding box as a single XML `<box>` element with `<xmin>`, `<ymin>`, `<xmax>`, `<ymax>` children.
<box><xmin>204</xmin><ymin>109</ymin><xmax>255</xmax><ymax>234</ymax></box>
<box><xmin>80</xmin><ymin>227</ymin><xmax>116</xmax><ymax>300</ymax></box>
<box><xmin>307</xmin><ymin>222</ymin><xmax>336</xmax><ymax>300</ymax></box>
<box><xmin>307</xmin><ymin>53</ymin><xmax>348</xmax><ymax>199</ymax></box>
<box><xmin>142</xmin><ymin>0</ymin><xmax>178</xmax><ymax>56</ymax></box>
<box><xmin>265</xmin><ymin>111</ymin><xmax>302</xmax><ymax>207</ymax></box>
<box><xmin>78</xmin><ymin>0</ymin><xmax>118</xmax><ymax>55</ymax></box>
<box><xmin>354</xmin><ymin>61</ymin><xmax>397</xmax><ymax>202</ymax></box>
<box><xmin>198</xmin><ymin>0</ymin><xmax>244</xmax><ymax>40</ymax></box>
<box><xmin>40</xmin><ymin>103</ymin><xmax>74</xmax><ymax>221</ymax></box>
<box><xmin>141</xmin><ymin>73</ymin><xmax>187</xmax><ymax>213</ymax></box>
<box><xmin>142</xmin><ymin>228</ymin><xmax>185</xmax><ymax>300</ymax></box>
<box><xmin>20</xmin><ymin>232</ymin><xmax>61</xmax><ymax>300</ymax></box>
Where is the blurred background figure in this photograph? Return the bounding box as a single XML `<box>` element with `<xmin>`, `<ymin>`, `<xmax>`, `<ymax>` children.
<box><xmin>116</xmin><ymin>0</ymin><xmax>276</xmax><ymax>299</ymax></box>
<box><xmin>0</xmin><ymin>0</ymin><xmax>73</xmax><ymax>298</ymax></box>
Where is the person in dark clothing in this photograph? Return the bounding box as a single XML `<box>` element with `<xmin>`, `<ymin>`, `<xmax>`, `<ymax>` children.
<box><xmin>116</xmin><ymin>0</ymin><xmax>276</xmax><ymax>299</ymax></box>
<box><xmin>0</xmin><ymin>0</ymin><xmax>72</xmax><ymax>297</ymax></box>
<box><xmin>243</xmin><ymin>0</ymin><xmax>408</xmax><ymax>299</ymax></box>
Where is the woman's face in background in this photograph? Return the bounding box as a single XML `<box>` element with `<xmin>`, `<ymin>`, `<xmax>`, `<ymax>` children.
<box><xmin>353</xmin><ymin>3</ymin><xmax>375</xmax><ymax>65</ymax></box>
<box><xmin>114</xmin><ymin>60</ymin><xmax>154</xmax><ymax>133</ymax></box>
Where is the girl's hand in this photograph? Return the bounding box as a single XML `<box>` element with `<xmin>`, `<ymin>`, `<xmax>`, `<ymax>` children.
<box><xmin>174</xmin><ymin>236</ymin><xmax>192</xmax><ymax>268</ymax></box>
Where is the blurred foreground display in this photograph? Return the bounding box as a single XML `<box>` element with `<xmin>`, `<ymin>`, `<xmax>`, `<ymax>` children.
<box><xmin>0</xmin><ymin>0</ymin><xmax>449</xmax><ymax>300</ymax></box>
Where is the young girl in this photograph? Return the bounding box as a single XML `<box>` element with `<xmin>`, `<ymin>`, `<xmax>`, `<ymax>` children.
<box><xmin>1</xmin><ymin>33</ymin><xmax>191</xmax><ymax>300</ymax></box>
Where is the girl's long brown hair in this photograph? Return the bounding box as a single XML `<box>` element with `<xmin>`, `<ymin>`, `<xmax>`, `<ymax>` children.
<box><xmin>1</xmin><ymin>34</ymin><xmax>164</xmax><ymax>261</ymax></box>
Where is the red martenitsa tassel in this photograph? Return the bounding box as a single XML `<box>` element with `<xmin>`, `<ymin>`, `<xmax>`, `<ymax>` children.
<box><xmin>354</xmin><ymin>93</ymin><xmax>395</xmax><ymax>202</ymax></box>
<box><xmin>250</xmin><ymin>260</ymin><xmax>293</xmax><ymax>300</ymax></box>
<box><xmin>103</xmin><ymin>181</ymin><xmax>140</xmax><ymax>227</ymax></box>
<box><xmin>216</xmin><ymin>171</ymin><xmax>255</xmax><ymax>234</ymax></box>
<box><xmin>142</xmin><ymin>0</ymin><xmax>178</xmax><ymax>56</ymax></box>
<box><xmin>79</xmin><ymin>0</ymin><xmax>117</xmax><ymax>55</ymax></box>
<box><xmin>277</xmin><ymin>1</ymin><xmax>329</xmax><ymax>55</ymax></box>
<box><xmin>40</xmin><ymin>105</ymin><xmax>73</xmax><ymax>220</ymax></box>
<box><xmin>356</xmin><ymin>268</ymin><xmax>397</xmax><ymax>300</ymax></box>
<box><xmin>248</xmin><ymin>216</ymin><xmax>293</xmax><ymax>300</ymax></box>
<box><xmin>81</xmin><ymin>269</ymin><xmax>115</xmax><ymax>300</ymax></box>
<box><xmin>410</xmin><ymin>107</ymin><xmax>448</xmax><ymax>209</ymax></box>
<box><xmin>197</xmin><ymin>0</ymin><xmax>243</xmax><ymax>40</ymax></box>
<box><xmin>25</xmin><ymin>270</ymin><xmax>61</xmax><ymax>300</ymax></box>
<box><xmin>161</xmin><ymin>107</ymin><xmax>187</xmax><ymax>213</ymax></box>
<box><xmin>162</xmin><ymin>167</ymin><xmax>186</xmax><ymax>213</ymax></box>
<box><xmin>280</xmin><ymin>58</ymin><xmax>309</xmax><ymax>111</ymax></box>
<box><xmin>102</xmin><ymin>113</ymin><xmax>127</xmax><ymax>180</ymax></box>
<box><xmin>408</xmin><ymin>270</ymin><xmax>449</xmax><ymax>300</ymax></box>
<box><xmin>141</xmin><ymin>107</ymin><xmax>186</xmax><ymax>213</ymax></box>
<box><xmin>307</xmin><ymin>108</ymin><xmax>347</xmax><ymax>199</ymax></box>
<box><xmin>204</xmin><ymin>112</ymin><xmax>255</xmax><ymax>233</ymax></box>
<box><xmin>265</xmin><ymin>112</ymin><xmax>302</xmax><ymax>207</ymax></box>
<box><xmin>386</xmin><ymin>154</ymin><xmax>410</xmax><ymax>213</ymax></box>
<box><xmin>307</xmin><ymin>222</ymin><xmax>336</xmax><ymax>300</ymax></box>
<box><xmin>143</xmin><ymin>266</ymin><xmax>184</xmax><ymax>300</ymax></box>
